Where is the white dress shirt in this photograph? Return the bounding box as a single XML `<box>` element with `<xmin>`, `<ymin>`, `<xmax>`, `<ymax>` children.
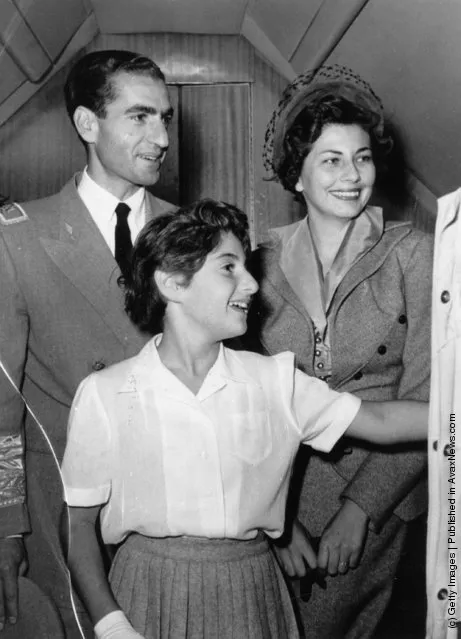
<box><xmin>77</xmin><ymin>169</ymin><xmax>146</xmax><ymax>254</ymax></box>
<box><xmin>427</xmin><ymin>188</ymin><xmax>461</xmax><ymax>639</ymax></box>
<box><xmin>61</xmin><ymin>337</ymin><xmax>361</xmax><ymax>544</ymax></box>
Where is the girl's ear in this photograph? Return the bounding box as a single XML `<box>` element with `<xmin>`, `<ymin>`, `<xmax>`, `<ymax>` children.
<box><xmin>154</xmin><ymin>270</ymin><xmax>185</xmax><ymax>303</ymax></box>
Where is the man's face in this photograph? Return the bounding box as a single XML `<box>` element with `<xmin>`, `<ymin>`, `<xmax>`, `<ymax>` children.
<box><xmin>87</xmin><ymin>71</ymin><xmax>173</xmax><ymax>199</ymax></box>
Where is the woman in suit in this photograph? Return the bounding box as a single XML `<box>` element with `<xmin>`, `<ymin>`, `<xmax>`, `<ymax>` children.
<box><xmin>249</xmin><ymin>64</ymin><xmax>432</xmax><ymax>638</ymax></box>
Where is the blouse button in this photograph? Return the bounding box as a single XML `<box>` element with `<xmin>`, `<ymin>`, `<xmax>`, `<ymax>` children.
<box><xmin>317</xmin><ymin>362</ymin><xmax>324</xmax><ymax>369</ymax></box>
<box><xmin>92</xmin><ymin>360</ymin><xmax>106</xmax><ymax>371</ymax></box>
<box><xmin>315</xmin><ymin>336</ymin><xmax>322</xmax><ymax>344</ymax></box>
<box><xmin>398</xmin><ymin>314</ymin><xmax>407</xmax><ymax>324</ymax></box>
<box><xmin>377</xmin><ymin>345</ymin><xmax>387</xmax><ymax>355</ymax></box>
<box><xmin>444</xmin><ymin>444</ymin><xmax>453</xmax><ymax>456</ymax></box>
<box><xmin>315</xmin><ymin>349</ymin><xmax>321</xmax><ymax>356</ymax></box>
<box><xmin>432</xmin><ymin>440</ymin><xmax>438</xmax><ymax>451</ymax></box>
<box><xmin>441</xmin><ymin>290</ymin><xmax>451</xmax><ymax>304</ymax></box>
<box><xmin>437</xmin><ymin>588</ymin><xmax>448</xmax><ymax>600</ymax></box>
<box><xmin>354</xmin><ymin>372</ymin><xmax>363</xmax><ymax>381</ymax></box>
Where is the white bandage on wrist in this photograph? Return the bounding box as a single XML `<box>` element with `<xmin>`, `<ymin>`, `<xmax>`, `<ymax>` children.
<box><xmin>94</xmin><ymin>610</ymin><xmax>142</xmax><ymax>639</ymax></box>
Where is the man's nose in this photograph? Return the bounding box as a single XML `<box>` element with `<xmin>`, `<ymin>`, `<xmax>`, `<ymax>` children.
<box><xmin>148</xmin><ymin>120</ymin><xmax>169</xmax><ymax>150</ymax></box>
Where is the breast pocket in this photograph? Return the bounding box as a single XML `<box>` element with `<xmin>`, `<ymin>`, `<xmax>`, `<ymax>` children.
<box><xmin>228</xmin><ymin>410</ymin><xmax>272</xmax><ymax>465</ymax></box>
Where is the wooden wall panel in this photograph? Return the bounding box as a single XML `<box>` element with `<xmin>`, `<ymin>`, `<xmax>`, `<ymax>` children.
<box><xmin>87</xmin><ymin>34</ymin><xmax>254</xmax><ymax>84</ymax></box>
<box><xmin>179</xmin><ymin>83</ymin><xmax>251</xmax><ymax>232</ymax></box>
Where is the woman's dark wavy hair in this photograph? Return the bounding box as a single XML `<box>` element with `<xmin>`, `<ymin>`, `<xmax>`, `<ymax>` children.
<box><xmin>277</xmin><ymin>93</ymin><xmax>393</xmax><ymax>195</ymax></box>
<box><xmin>124</xmin><ymin>198</ymin><xmax>251</xmax><ymax>335</ymax></box>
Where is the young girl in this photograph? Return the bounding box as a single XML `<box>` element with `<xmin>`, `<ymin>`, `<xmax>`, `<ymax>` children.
<box><xmin>61</xmin><ymin>199</ymin><xmax>427</xmax><ymax>639</ymax></box>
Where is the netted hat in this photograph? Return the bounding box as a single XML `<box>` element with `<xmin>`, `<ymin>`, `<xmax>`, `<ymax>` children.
<box><xmin>263</xmin><ymin>64</ymin><xmax>385</xmax><ymax>178</ymax></box>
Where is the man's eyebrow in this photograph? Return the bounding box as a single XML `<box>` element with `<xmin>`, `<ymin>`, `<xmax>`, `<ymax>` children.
<box><xmin>125</xmin><ymin>105</ymin><xmax>174</xmax><ymax>117</ymax></box>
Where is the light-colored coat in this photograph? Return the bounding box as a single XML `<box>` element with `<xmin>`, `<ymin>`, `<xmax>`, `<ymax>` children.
<box><xmin>0</xmin><ymin>175</ymin><xmax>174</xmax><ymax>635</ymax></box>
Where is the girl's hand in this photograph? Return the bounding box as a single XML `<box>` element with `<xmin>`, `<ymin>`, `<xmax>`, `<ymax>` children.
<box><xmin>94</xmin><ymin>610</ymin><xmax>145</xmax><ymax>638</ymax></box>
<box><xmin>273</xmin><ymin>519</ymin><xmax>317</xmax><ymax>578</ymax></box>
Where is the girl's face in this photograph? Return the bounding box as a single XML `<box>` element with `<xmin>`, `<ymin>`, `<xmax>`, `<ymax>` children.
<box><xmin>178</xmin><ymin>232</ymin><xmax>258</xmax><ymax>343</ymax></box>
<box><xmin>295</xmin><ymin>123</ymin><xmax>375</xmax><ymax>223</ymax></box>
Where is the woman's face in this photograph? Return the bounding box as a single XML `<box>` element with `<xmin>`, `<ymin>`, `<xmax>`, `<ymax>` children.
<box><xmin>295</xmin><ymin>123</ymin><xmax>375</xmax><ymax>223</ymax></box>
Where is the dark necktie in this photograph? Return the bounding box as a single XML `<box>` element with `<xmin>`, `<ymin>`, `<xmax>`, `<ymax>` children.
<box><xmin>114</xmin><ymin>202</ymin><xmax>132</xmax><ymax>278</ymax></box>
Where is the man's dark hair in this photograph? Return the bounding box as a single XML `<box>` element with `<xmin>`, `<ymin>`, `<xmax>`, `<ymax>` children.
<box><xmin>64</xmin><ymin>49</ymin><xmax>165</xmax><ymax>124</ymax></box>
<box><xmin>124</xmin><ymin>199</ymin><xmax>252</xmax><ymax>335</ymax></box>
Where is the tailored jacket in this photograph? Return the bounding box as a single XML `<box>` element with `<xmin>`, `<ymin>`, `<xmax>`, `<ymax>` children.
<box><xmin>248</xmin><ymin>219</ymin><xmax>433</xmax><ymax>530</ymax></box>
<box><xmin>0</xmin><ymin>175</ymin><xmax>174</xmax><ymax>617</ymax></box>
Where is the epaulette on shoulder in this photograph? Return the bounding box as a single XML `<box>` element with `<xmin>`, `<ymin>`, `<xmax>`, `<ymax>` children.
<box><xmin>0</xmin><ymin>202</ymin><xmax>29</xmax><ymax>226</ymax></box>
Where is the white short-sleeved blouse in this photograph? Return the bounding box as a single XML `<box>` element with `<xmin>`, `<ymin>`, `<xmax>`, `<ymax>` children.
<box><xmin>61</xmin><ymin>337</ymin><xmax>361</xmax><ymax>544</ymax></box>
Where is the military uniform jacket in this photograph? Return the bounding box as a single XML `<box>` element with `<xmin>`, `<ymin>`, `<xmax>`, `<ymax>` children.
<box><xmin>249</xmin><ymin>219</ymin><xmax>433</xmax><ymax>529</ymax></box>
<box><xmin>0</xmin><ymin>175</ymin><xmax>174</xmax><ymax>536</ymax></box>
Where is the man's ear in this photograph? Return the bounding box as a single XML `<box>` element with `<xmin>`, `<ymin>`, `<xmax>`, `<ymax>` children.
<box><xmin>73</xmin><ymin>106</ymin><xmax>99</xmax><ymax>144</ymax></box>
<box><xmin>154</xmin><ymin>270</ymin><xmax>186</xmax><ymax>304</ymax></box>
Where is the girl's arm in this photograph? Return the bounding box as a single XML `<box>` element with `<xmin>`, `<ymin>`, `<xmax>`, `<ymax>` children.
<box><xmin>346</xmin><ymin>400</ymin><xmax>428</xmax><ymax>444</ymax></box>
<box><xmin>61</xmin><ymin>505</ymin><xmax>119</xmax><ymax>624</ymax></box>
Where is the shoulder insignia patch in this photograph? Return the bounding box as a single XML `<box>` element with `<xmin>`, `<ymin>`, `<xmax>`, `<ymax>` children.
<box><xmin>0</xmin><ymin>202</ymin><xmax>29</xmax><ymax>226</ymax></box>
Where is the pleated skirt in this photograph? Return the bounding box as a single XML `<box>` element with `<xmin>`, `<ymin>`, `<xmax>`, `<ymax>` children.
<box><xmin>109</xmin><ymin>533</ymin><xmax>300</xmax><ymax>639</ymax></box>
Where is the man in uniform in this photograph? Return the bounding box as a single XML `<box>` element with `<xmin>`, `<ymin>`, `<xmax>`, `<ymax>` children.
<box><xmin>0</xmin><ymin>49</ymin><xmax>174</xmax><ymax>637</ymax></box>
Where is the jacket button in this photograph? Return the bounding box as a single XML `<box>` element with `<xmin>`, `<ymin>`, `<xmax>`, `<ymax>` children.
<box><xmin>432</xmin><ymin>440</ymin><xmax>438</xmax><ymax>451</ymax></box>
<box><xmin>437</xmin><ymin>588</ymin><xmax>448</xmax><ymax>600</ymax></box>
<box><xmin>441</xmin><ymin>290</ymin><xmax>450</xmax><ymax>303</ymax></box>
<box><xmin>317</xmin><ymin>362</ymin><xmax>324</xmax><ymax>369</ymax></box>
<box><xmin>398</xmin><ymin>314</ymin><xmax>407</xmax><ymax>324</ymax></box>
<box><xmin>444</xmin><ymin>444</ymin><xmax>454</xmax><ymax>456</ymax></box>
<box><xmin>353</xmin><ymin>372</ymin><xmax>363</xmax><ymax>380</ymax></box>
<box><xmin>92</xmin><ymin>360</ymin><xmax>106</xmax><ymax>371</ymax></box>
<box><xmin>343</xmin><ymin>447</ymin><xmax>353</xmax><ymax>455</ymax></box>
<box><xmin>377</xmin><ymin>345</ymin><xmax>387</xmax><ymax>355</ymax></box>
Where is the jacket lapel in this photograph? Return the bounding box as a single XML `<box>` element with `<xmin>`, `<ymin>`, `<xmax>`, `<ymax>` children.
<box><xmin>39</xmin><ymin>177</ymin><xmax>144</xmax><ymax>348</ymax></box>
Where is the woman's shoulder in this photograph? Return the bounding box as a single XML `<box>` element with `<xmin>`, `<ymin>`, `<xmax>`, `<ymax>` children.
<box><xmin>382</xmin><ymin>219</ymin><xmax>434</xmax><ymax>255</ymax></box>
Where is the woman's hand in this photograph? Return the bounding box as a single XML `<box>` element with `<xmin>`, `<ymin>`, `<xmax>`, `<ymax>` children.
<box><xmin>317</xmin><ymin>499</ymin><xmax>369</xmax><ymax>576</ymax></box>
<box><xmin>273</xmin><ymin>519</ymin><xmax>317</xmax><ymax>578</ymax></box>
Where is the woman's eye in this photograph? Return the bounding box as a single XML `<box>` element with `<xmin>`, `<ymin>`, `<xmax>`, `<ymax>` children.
<box><xmin>357</xmin><ymin>154</ymin><xmax>373</xmax><ymax>163</ymax></box>
<box><xmin>223</xmin><ymin>263</ymin><xmax>234</xmax><ymax>272</ymax></box>
<box><xmin>324</xmin><ymin>157</ymin><xmax>340</xmax><ymax>166</ymax></box>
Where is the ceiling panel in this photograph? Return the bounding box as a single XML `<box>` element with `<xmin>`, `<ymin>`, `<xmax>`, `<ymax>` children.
<box><xmin>325</xmin><ymin>0</ymin><xmax>461</xmax><ymax>196</ymax></box>
<box><xmin>15</xmin><ymin>0</ymin><xmax>89</xmax><ymax>60</ymax></box>
<box><xmin>91</xmin><ymin>0</ymin><xmax>248</xmax><ymax>34</ymax></box>
<box><xmin>0</xmin><ymin>47</ymin><xmax>27</xmax><ymax>103</ymax></box>
<box><xmin>247</xmin><ymin>0</ymin><xmax>323</xmax><ymax>61</ymax></box>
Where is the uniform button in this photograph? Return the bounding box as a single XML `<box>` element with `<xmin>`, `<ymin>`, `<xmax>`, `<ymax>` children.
<box><xmin>343</xmin><ymin>447</ymin><xmax>353</xmax><ymax>455</ymax></box>
<box><xmin>92</xmin><ymin>360</ymin><xmax>106</xmax><ymax>371</ymax></box>
<box><xmin>377</xmin><ymin>345</ymin><xmax>387</xmax><ymax>355</ymax></box>
<box><xmin>441</xmin><ymin>290</ymin><xmax>451</xmax><ymax>303</ymax></box>
<box><xmin>432</xmin><ymin>440</ymin><xmax>438</xmax><ymax>451</ymax></box>
<box><xmin>315</xmin><ymin>349</ymin><xmax>321</xmax><ymax>356</ymax></box>
<box><xmin>398</xmin><ymin>314</ymin><xmax>407</xmax><ymax>324</ymax></box>
<box><xmin>317</xmin><ymin>362</ymin><xmax>324</xmax><ymax>369</ymax></box>
<box><xmin>437</xmin><ymin>588</ymin><xmax>448</xmax><ymax>600</ymax></box>
<box><xmin>444</xmin><ymin>444</ymin><xmax>454</xmax><ymax>456</ymax></box>
<box><xmin>353</xmin><ymin>372</ymin><xmax>363</xmax><ymax>381</ymax></box>
<box><xmin>315</xmin><ymin>336</ymin><xmax>322</xmax><ymax>344</ymax></box>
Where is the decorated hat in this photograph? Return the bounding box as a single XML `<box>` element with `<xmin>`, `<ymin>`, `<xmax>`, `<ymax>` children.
<box><xmin>263</xmin><ymin>64</ymin><xmax>385</xmax><ymax>178</ymax></box>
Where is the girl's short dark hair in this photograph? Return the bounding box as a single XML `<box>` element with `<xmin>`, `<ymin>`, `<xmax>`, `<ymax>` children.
<box><xmin>124</xmin><ymin>199</ymin><xmax>251</xmax><ymax>335</ymax></box>
<box><xmin>277</xmin><ymin>93</ymin><xmax>393</xmax><ymax>195</ymax></box>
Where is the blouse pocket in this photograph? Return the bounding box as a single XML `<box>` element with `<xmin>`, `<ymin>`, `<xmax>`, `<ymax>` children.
<box><xmin>228</xmin><ymin>410</ymin><xmax>273</xmax><ymax>465</ymax></box>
